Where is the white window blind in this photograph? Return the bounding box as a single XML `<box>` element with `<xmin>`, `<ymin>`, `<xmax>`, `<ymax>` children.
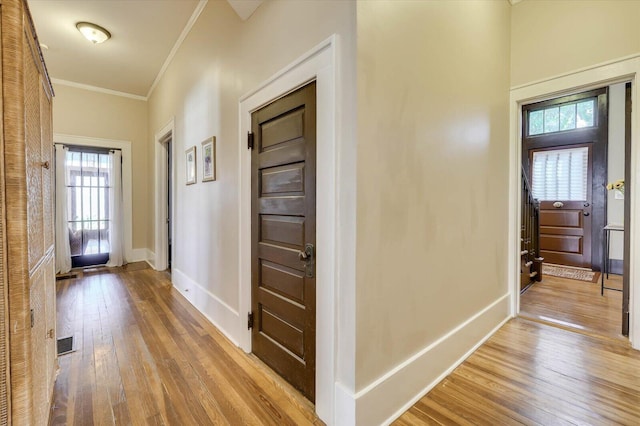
<box><xmin>531</xmin><ymin>147</ymin><xmax>588</xmax><ymax>201</ymax></box>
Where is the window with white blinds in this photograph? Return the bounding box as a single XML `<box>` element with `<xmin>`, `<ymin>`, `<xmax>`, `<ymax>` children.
<box><xmin>531</xmin><ymin>147</ymin><xmax>589</xmax><ymax>201</ymax></box>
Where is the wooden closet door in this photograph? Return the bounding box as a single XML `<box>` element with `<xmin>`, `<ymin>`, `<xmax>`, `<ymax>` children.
<box><xmin>0</xmin><ymin>4</ymin><xmax>9</xmax><ymax>415</ymax></box>
<box><xmin>43</xmin><ymin>255</ymin><xmax>56</xmax><ymax>398</ymax></box>
<box><xmin>24</xmin><ymin>30</ymin><xmax>44</xmax><ymax>271</ymax></box>
<box><xmin>41</xmin><ymin>79</ymin><xmax>53</xmax><ymax>251</ymax></box>
<box><xmin>29</xmin><ymin>267</ymin><xmax>47</xmax><ymax>426</ymax></box>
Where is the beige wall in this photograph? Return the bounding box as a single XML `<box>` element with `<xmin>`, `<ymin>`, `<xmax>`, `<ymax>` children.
<box><xmin>146</xmin><ymin>3</ymin><xmax>356</xmax><ymax>416</ymax></box>
<box><xmin>511</xmin><ymin>0</ymin><xmax>640</xmax><ymax>87</ymax></box>
<box><xmin>52</xmin><ymin>84</ymin><xmax>149</xmax><ymax>250</ymax></box>
<box><xmin>356</xmin><ymin>0</ymin><xmax>511</xmax><ymax>389</ymax></box>
<box><xmin>148</xmin><ymin>0</ymin><xmax>354</xmax><ymax>309</ymax></box>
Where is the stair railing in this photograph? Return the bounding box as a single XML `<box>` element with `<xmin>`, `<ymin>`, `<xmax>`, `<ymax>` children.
<box><xmin>521</xmin><ymin>167</ymin><xmax>543</xmax><ymax>288</ymax></box>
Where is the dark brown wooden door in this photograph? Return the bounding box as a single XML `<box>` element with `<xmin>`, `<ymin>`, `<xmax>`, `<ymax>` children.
<box><xmin>534</xmin><ymin>145</ymin><xmax>593</xmax><ymax>268</ymax></box>
<box><xmin>523</xmin><ymin>88</ymin><xmax>608</xmax><ymax>271</ymax></box>
<box><xmin>251</xmin><ymin>82</ymin><xmax>316</xmax><ymax>402</ymax></box>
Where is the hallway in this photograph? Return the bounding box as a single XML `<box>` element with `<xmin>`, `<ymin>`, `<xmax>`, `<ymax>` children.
<box><xmin>51</xmin><ymin>264</ymin><xmax>321</xmax><ymax>425</ymax></box>
<box><xmin>51</xmin><ymin>265</ymin><xmax>640</xmax><ymax>425</ymax></box>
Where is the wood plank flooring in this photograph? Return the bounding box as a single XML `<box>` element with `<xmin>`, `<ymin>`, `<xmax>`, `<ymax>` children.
<box><xmin>394</xmin><ymin>317</ymin><xmax>640</xmax><ymax>425</ymax></box>
<box><xmin>520</xmin><ymin>274</ymin><xmax>624</xmax><ymax>340</ymax></box>
<box><xmin>52</xmin><ymin>264</ymin><xmax>640</xmax><ymax>425</ymax></box>
<box><xmin>50</xmin><ymin>264</ymin><xmax>321</xmax><ymax>425</ymax></box>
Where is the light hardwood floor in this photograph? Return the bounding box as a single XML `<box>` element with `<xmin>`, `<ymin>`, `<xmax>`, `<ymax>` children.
<box><xmin>395</xmin><ymin>274</ymin><xmax>638</xmax><ymax>425</ymax></box>
<box><xmin>50</xmin><ymin>264</ymin><xmax>321</xmax><ymax>425</ymax></box>
<box><xmin>394</xmin><ymin>318</ymin><xmax>640</xmax><ymax>425</ymax></box>
<box><xmin>520</xmin><ymin>274</ymin><xmax>624</xmax><ymax>340</ymax></box>
<box><xmin>52</xmin><ymin>265</ymin><xmax>640</xmax><ymax>425</ymax></box>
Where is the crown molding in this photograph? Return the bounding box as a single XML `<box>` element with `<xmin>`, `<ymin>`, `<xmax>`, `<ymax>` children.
<box><xmin>146</xmin><ymin>0</ymin><xmax>208</xmax><ymax>99</ymax></box>
<box><xmin>51</xmin><ymin>78</ymin><xmax>147</xmax><ymax>101</ymax></box>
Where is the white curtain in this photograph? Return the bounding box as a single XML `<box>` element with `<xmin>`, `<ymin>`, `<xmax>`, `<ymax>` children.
<box><xmin>106</xmin><ymin>150</ymin><xmax>125</xmax><ymax>267</ymax></box>
<box><xmin>55</xmin><ymin>145</ymin><xmax>72</xmax><ymax>273</ymax></box>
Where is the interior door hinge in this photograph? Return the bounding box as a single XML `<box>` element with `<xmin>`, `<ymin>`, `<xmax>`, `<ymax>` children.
<box><xmin>30</xmin><ymin>309</ymin><xmax>34</xmax><ymax>328</ymax></box>
<box><xmin>247</xmin><ymin>312</ymin><xmax>254</xmax><ymax>330</ymax></box>
<box><xmin>247</xmin><ymin>131</ymin><xmax>254</xmax><ymax>150</ymax></box>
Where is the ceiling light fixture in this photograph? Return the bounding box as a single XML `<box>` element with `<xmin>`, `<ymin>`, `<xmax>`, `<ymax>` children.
<box><xmin>76</xmin><ymin>22</ymin><xmax>111</xmax><ymax>44</ymax></box>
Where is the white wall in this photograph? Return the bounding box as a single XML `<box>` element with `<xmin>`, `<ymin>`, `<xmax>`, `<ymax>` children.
<box><xmin>608</xmin><ymin>83</ymin><xmax>626</xmax><ymax>260</ymax></box>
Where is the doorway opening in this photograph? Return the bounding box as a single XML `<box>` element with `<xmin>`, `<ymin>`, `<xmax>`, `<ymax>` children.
<box><xmin>238</xmin><ymin>37</ymin><xmax>339</xmax><ymax>422</ymax></box>
<box><xmin>54</xmin><ymin>142</ymin><xmax>126</xmax><ymax>270</ymax></box>
<box><xmin>519</xmin><ymin>83</ymin><xmax>630</xmax><ymax>340</ymax></box>
<box><xmin>166</xmin><ymin>138</ymin><xmax>173</xmax><ymax>271</ymax></box>
<box><xmin>250</xmin><ymin>82</ymin><xmax>317</xmax><ymax>402</ymax></box>
<box><xmin>154</xmin><ymin>119</ymin><xmax>174</xmax><ymax>272</ymax></box>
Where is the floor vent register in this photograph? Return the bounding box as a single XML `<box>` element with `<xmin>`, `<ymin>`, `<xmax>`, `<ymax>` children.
<box><xmin>57</xmin><ymin>336</ymin><xmax>75</xmax><ymax>356</ymax></box>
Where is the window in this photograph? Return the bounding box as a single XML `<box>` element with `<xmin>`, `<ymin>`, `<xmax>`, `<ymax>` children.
<box><xmin>529</xmin><ymin>99</ymin><xmax>595</xmax><ymax>136</ymax></box>
<box><xmin>531</xmin><ymin>147</ymin><xmax>589</xmax><ymax>201</ymax></box>
<box><xmin>66</xmin><ymin>149</ymin><xmax>112</xmax><ymax>266</ymax></box>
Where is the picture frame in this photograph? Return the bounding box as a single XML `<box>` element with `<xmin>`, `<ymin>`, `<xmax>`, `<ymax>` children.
<box><xmin>185</xmin><ymin>146</ymin><xmax>196</xmax><ymax>185</ymax></box>
<box><xmin>201</xmin><ymin>136</ymin><xmax>216</xmax><ymax>182</ymax></box>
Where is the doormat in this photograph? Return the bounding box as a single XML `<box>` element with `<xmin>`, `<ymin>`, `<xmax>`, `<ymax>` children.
<box><xmin>57</xmin><ymin>336</ymin><xmax>75</xmax><ymax>356</ymax></box>
<box><xmin>542</xmin><ymin>264</ymin><xmax>600</xmax><ymax>283</ymax></box>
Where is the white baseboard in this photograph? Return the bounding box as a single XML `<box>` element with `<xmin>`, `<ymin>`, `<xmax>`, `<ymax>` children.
<box><xmin>172</xmin><ymin>268</ymin><xmax>241</xmax><ymax>346</ymax></box>
<box><xmin>145</xmin><ymin>249</ymin><xmax>156</xmax><ymax>270</ymax></box>
<box><xmin>128</xmin><ymin>248</ymin><xmax>148</xmax><ymax>263</ymax></box>
<box><xmin>347</xmin><ymin>294</ymin><xmax>511</xmax><ymax>426</ymax></box>
<box><xmin>335</xmin><ymin>382</ymin><xmax>356</xmax><ymax>426</ymax></box>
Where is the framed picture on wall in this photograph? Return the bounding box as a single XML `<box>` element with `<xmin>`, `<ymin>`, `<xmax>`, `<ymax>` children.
<box><xmin>185</xmin><ymin>146</ymin><xmax>196</xmax><ymax>185</ymax></box>
<box><xmin>201</xmin><ymin>137</ymin><xmax>216</xmax><ymax>182</ymax></box>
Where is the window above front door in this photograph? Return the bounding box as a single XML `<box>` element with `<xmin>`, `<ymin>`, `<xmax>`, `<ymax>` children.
<box><xmin>528</xmin><ymin>98</ymin><xmax>595</xmax><ymax>136</ymax></box>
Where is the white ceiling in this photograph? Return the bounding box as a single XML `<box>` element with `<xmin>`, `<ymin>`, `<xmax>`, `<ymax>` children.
<box><xmin>28</xmin><ymin>0</ymin><xmax>263</xmax><ymax>99</ymax></box>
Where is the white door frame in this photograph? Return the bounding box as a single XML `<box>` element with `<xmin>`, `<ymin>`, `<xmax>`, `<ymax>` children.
<box><xmin>154</xmin><ymin>118</ymin><xmax>175</xmax><ymax>271</ymax></box>
<box><xmin>54</xmin><ymin>133</ymin><xmax>138</xmax><ymax>262</ymax></box>
<box><xmin>509</xmin><ymin>54</ymin><xmax>640</xmax><ymax>349</ymax></box>
<box><xmin>238</xmin><ymin>36</ymin><xmax>337</xmax><ymax>423</ymax></box>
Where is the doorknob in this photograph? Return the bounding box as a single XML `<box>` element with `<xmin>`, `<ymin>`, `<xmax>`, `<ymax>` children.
<box><xmin>553</xmin><ymin>201</ymin><xmax>564</xmax><ymax>208</ymax></box>
<box><xmin>298</xmin><ymin>244</ymin><xmax>315</xmax><ymax>278</ymax></box>
<box><xmin>583</xmin><ymin>212</ymin><xmax>590</xmax><ymax>216</ymax></box>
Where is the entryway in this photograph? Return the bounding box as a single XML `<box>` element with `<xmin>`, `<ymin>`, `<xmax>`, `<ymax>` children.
<box><xmin>518</xmin><ymin>83</ymin><xmax>630</xmax><ymax>340</ymax></box>
<box><xmin>520</xmin><ymin>274</ymin><xmax>624</xmax><ymax>339</ymax></box>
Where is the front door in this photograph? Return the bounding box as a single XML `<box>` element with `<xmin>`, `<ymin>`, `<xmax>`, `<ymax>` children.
<box><xmin>532</xmin><ymin>145</ymin><xmax>593</xmax><ymax>268</ymax></box>
<box><xmin>251</xmin><ymin>82</ymin><xmax>316</xmax><ymax>402</ymax></box>
<box><xmin>523</xmin><ymin>88</ymin><xmax>608</xmax><ymax>271</ymax></box>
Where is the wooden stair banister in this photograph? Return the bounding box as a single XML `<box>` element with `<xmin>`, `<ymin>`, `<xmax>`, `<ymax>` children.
<box><xmin>521</xmin><ymin>167</ymin><xmax>543</xmax><ymax>292</ymax></box>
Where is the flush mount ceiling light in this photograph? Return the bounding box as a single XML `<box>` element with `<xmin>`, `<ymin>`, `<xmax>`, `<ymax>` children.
<box><xmin>76</xmin><ymin>22</ymin><xmax>111</xmax><ymax>44</ymax></box>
